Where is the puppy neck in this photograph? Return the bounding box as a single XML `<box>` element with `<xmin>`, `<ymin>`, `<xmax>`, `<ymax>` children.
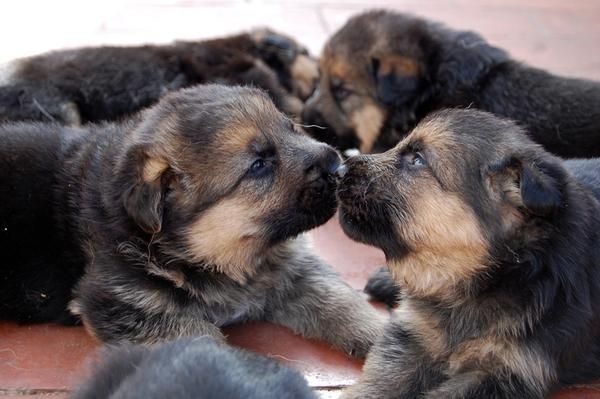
<box><xmin>388</xmin><ymin>250</ymin><xmax>487</xmax><ymax>303</ymax></box>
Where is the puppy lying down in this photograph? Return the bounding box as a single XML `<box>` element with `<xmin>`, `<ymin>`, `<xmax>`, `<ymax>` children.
<box><xmin>338</xmin><ymin>109</ymin><xmax>600</xmax><ymax>398</ymax></box>
<box><xmin>0</xmin><ymin>29</ymin><xmax>317</xmax><ymax>124</ymax></box>
<box><xmin>302</xmin><ymin>10</ymin><xmax>600</xmax><ymax>158</ymax></box>
<box><xmin>73</xmin><ymin>336</ymin><xmax>316</xmax><ymax>399</ymax></box>
<box><xmin>0</xmin><ymin>84</ymin><xmax>384</xmax><ymax>356</ymax></box>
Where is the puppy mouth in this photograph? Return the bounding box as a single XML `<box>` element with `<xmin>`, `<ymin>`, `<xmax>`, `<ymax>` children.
<box><xmin>336</xmin><ymin>180</ymin><xmax>377</xmax><ymax>242</ymax></box>
<box><xmin>265</xmin><ymin>176</ymin><xmax>339</xmax><ymax>245</ymax></box>
<box><xmin>300</xmin><ymin>175</ymin><xmax>339</xmax><ymax>220</ymax></box>
<box><xmin>336</xmin><ymin>176</ymin><xmax>408</xmax><ymax>257</ymax></box>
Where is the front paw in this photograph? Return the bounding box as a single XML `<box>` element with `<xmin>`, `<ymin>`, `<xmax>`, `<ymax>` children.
<box><xmin>365</xmin><ymin>267</ymin><xmax>401</xmax><ymax>307</ymax></box>
<box><xmin>344</xmin><ymin>313</ymin><xmax>387</xmax><ymax>358</ymax></box>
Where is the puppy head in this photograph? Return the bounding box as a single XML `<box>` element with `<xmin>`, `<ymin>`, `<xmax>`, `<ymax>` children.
<box><xmin>116</xmin><ymin>84</ymin><xmax>341</xmax><ymax>283</ymax></box>
<box><xmin>302</xmin><ymin>11</ymin><xmax>430</xmax><ymax>153</ymax></box>
<box><xmin>338</xmin><ymin>109</ymin><xmax>565</xmax><ymax>299</ymax></box>
<box><xmin>251</xmin><ymin>28</ymin><xmax>319</xmax><ymax>101</ymax></box>
<box><xmin>301</xmin><ymin>10</ymin><xmax>507</xmax><ymax>154</ymax></box>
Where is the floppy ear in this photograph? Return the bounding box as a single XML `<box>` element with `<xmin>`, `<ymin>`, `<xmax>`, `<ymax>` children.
<box><xmin>119</xmin><ymin>145</ymin><xmax>171</xmax><ymax>234</ymax></box>
<box><xmin>487</xmin><ymin>157</ymin><xmax>563</xmax><ymax>217</ymax></box>
<box><xmin>369</xmin><ymin>55</ymin><xmax>420</xmax><ymax>106</ymax></box>
<box><xmin>436</xmin><ymin>30</ymin><xmax>508</xmax><ymax>97</ymax></box>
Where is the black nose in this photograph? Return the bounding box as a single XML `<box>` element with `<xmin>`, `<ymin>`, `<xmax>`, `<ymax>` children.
<box><xmin>306</xmin><ymin>144</ymin><xmax>342</xmax><ymax>179</ymax></box>
<box><xmin>340</xmin><ymin>155</ymin><xmax>370</xmax><ymax>181</ymax></box>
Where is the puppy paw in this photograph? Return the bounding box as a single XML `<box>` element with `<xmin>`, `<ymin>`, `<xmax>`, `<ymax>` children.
<box><xmin>344</xmin><ymin>313</ymin><xmax>387</xmax><ymax>358</ymax></box>
<box><xmin>365</xmin><ymin>267</ymin><xmax>401</xmax><ymax>307</ymax></box>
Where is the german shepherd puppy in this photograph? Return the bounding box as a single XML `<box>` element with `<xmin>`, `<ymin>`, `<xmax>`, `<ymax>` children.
<box><xmin>0</xmin><ymin>84</ymin><xmax>384</xmax><ymax>356</ymax></box>
<box><xmin>302</xmin><ymin>10</ymin><xmax>600</xmax><ymax>158</ymax></box>
<box><xmin>73</xmin><ymin>336</ymin><xmax>317</xmax><ymax>399</ymax></box>
<box><xmin>337</xmin><ymin>109</ymin><xmax>600</xmax><ymax>398</ymax></box>
<box><xmin>0</xmin><ymin>29</ymin><xmax>317</xmax><ymax>124</ymax></box>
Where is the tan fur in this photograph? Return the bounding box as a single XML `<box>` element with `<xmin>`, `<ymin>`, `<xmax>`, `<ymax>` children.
<box><xmin>220</xmin><ymin>124</ymin><xmax>258</xmax><ymax>154</ymax></box>
<box><xmin>328</xmin><ymin>58</ymin><xmax>350</xmax><ymax>81</ymax></box>
<box><xmin>487</xmin><ymin>167</ymin><xmax>526</xmax><ymax>233</ymax></box>
<box><xmin>390</xmin><ymin>190</ymin><xmax>488</xmax><ymax>300</ymax></box>
<box><xmin>142</xmin><ymin>157</ymin><xmax>169</xmax><ymax>182</ymax></box>
<box><xmin>398</xmin><ymin>301</ymin><xmax>553</xmax><ymax>395</ymax></box>
<box><xmin>351</xmin><ymin>102</ymin><xmax>387</xmax><ymax>153</ymax></box>
<box><xmin>378</xmin><ymin>54</ymin><xmax>419</xmax><ymax>77</ymax></box>
<box><xmin>184</xmin><ymin>197</ymin><xmax>266</xmax><ymax>284</ymax></box>
<box><xmin>290</xmin><ymin>54</ymin><xmax>319</xmax><ymax>99</ymax></box>
<box><xmin>449</xmin><ymin>337</ymin><xmax>555</xmax><ymax>395</ymax></box>
<box><xmin>396</xmin><ymin>298</ymin><xmax>447</xmax><ymax>356</ymax></box>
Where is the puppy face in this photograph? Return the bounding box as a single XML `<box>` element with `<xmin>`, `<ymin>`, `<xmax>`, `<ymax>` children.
<box><xmin>338</xmin><ymin>109</ymin><xmax>564</xmax><ymax>299</ymax></box>
<box><xmin>302</xmin><ymin>11</ymin><xmax>429</xmax><ymax>153</ymax></box>
<box><xmin>119</xmin><ymin>85</ymin><xmax>341</xmax><ymax>283</ymax></box>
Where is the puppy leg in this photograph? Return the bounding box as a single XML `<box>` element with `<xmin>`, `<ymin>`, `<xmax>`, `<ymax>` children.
<box><xmin>425</xmin><ymin>372</ymin><xmax>542</xmax><ymax>399</ymax></box>
<box><xmin>87</xmin><ymin>311</ymin><xmax>225</xmax><ymax>345</ymax></box>
<box><xmin>71</xmin><ymin>289</ymin><xmax>225</xmax><ymax>344</ymax></box>
<box><xmin>265</xmin><ymin>257</ymin><xmax>387</xmax><ymax>357</ymax></box>
<box><xmin>341</xmin><ymin>322</ymin><xmax>445</xmax><ymax>399</ymax></box>
<box><xmin>364</xmin><ymin>266</ymin><xmax>401</xmax><ymax>306</ymax></box>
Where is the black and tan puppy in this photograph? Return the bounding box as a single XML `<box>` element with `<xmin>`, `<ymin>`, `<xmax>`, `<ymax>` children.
<box><xmin>0</xmin><ymin>29</ymin><xmax>317</xmax><ymax>124</ymax></box>
<box><xmin>337</xmin><ymin>109</ymin><xmax>600</xmax><ymax>398</ymax></box>
<box><xmin>302</xmin><ymin>10</ymin><xmax>600</xmax><ymax>158</ymax></box>
<box><xmin>0</xmin><ymin>84</ymin><xmax>384</xmax><ymax>356</ymax></box>
<box><xmin>73</xmin><ymin>336</ymin><xmax>317</xmax><ymax>399</ymax></box>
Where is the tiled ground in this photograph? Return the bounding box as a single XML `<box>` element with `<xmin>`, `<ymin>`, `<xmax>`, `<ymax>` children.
<box><xmin>2</xmin><ymin>0</ymin><xmax>600</xmax><ymax>398</ymax></box>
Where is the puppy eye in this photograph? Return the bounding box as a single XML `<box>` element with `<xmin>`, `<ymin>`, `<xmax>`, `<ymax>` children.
<box><xmin>250</xmin><ymin>159</ymin><xmax>266</xmax><ymax>172</ymax></box>
<box><xmin>332</xmin><ymin>84</ymin><xmax>352</xmax><ymax>102</ymax></box>
<box><xmin>413</xmin><ymin>153</ymin><xmax>425</xmax><ymax>166</ymax></box>
<box><xmin>402</xmin><ymin>152</ymin><xmax>426</xmax><ymax>168</ymax></box>
<box><xmin>248</xmin><ymin>158</ymin><xmax>272</xmax><ymax>178</ymax></box>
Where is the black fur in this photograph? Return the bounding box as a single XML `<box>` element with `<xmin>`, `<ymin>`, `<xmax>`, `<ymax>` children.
<box><xmin>0</xmin><ymin>123</ymin><xmax>86</xmax><ymax>324</ymax></box>
<box><xmin>0</xmin><ymin>31</ymin><xmax>309</xmax><ymax>124</ymax></box>
<box><xmin>72</xmin><ymin>336</ymin><xmax>317</xmax><ymax>399</ymax></box>
<box><xmin>304</xmin><ymin>10</ymin><xmax>600</xmax><ymax>158</ymax></box>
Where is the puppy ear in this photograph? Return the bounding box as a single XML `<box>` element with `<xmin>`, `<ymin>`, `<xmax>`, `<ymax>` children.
<box><xmin>369</xmin><ymin>55</ymin><xmax>420</xmax><ymax>106</ymax></box>
<box><xmin>487</xmin><ymin>157</ymin><xmax>563</xmax><ymax>217</ymax></box>
<box><xmin>120</xmin><ymin>145</ymin><xmax>171</xmax><ymax>234</ymax></box>
<box><xmin>436</xmin><ymin>31</ymin><xmax>508</xmax><ymax>97</ymax></box>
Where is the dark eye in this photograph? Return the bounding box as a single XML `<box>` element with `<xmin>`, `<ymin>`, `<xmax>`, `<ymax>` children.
<box><xmin>251</xmin><ymin>159</ymin><xmax>266</xmax><ymax>172</ymax></box>
<box><xmin>248</xmin><ymin>158</ymin><xmax>272</xmax><ymax>178</ymax></box>
<box><xmin>334</xmin><ymin>86</ymin><xmax>352</xmax><ymax>101</ymax></box>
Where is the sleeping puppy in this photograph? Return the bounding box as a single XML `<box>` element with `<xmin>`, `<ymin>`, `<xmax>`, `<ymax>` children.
<box><xmin>0</xmin><ymin>29</ymin><xmax>317</xmax><ymax>124</ymax></box>
<box><xmin>73</xmin><ymin>336</ymin><xmax>317</xmax><ymax>399</ymax></box>
<box><xmin>302</xmin><ymin>10</ymin><xmax>600</xmax><ymax>158</ymax></box>
<box><xmin>0</xmin><ymin>84</ymin><xmax>384</xmax><ymax>356</ymax></box>
<box><xmin>337</xmin><ymin>109</ymin><xmax>600</xmax><ymax>398</ymax></box>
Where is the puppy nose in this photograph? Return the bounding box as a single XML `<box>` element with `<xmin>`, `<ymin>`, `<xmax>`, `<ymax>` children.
<box><xmin>306</xmin><ymin>145</ymin><xmax>342</xmax><ymax>178</ymax></box>
<box><xmin>336</xmin><ymin>163</ymin><xmax>348</xmax><ymax>178</ymax></box>
<box><xmin>321</xmin><ymin>145</ymin><xmax>342</xmax><ymax>175</ymax></box>
<box><xmin>341</xmin><ymin>154</ymin><xmax>370</xmax><ymax>178</ymax></box>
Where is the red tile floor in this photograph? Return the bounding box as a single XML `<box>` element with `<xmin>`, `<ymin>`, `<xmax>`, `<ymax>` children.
<box><xmin>2</xmin><ymin>1</ymin><xmax>600</xmax><ymax>398</ymax></box>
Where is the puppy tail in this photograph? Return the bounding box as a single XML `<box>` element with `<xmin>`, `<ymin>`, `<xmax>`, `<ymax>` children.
<box><xmin>364</xmin><ymin>267</ymin><xmax>401</xmax><ymax>307</ymax></box>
